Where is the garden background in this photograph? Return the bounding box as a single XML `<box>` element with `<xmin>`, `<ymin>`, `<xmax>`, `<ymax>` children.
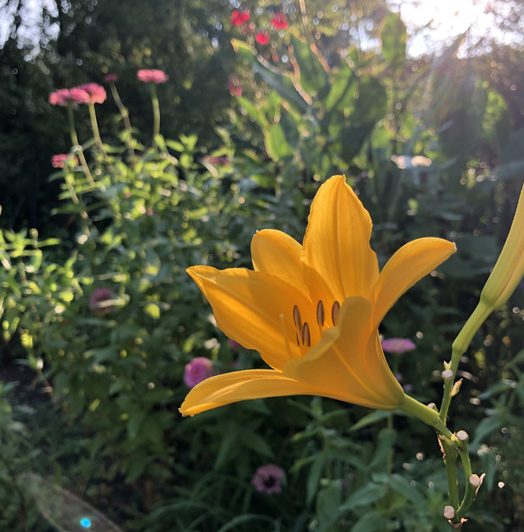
<box><xmin>1</xmin><ymin>0</ymin><xmax>524</xmax><ymax>530</ymax></box>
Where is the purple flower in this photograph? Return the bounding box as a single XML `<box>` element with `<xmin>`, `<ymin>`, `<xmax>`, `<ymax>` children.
<box><xmin>89</xmin><ymin>288</ymin><xmax>115</xmax><ymax>315</ymax></box>
<box><xmin>252</xmin><ymin>464</ymin><xmax>284</xmax><ymax>494</ymax></box>
<box><xmin>184</xmin><ymin>357</ymin><xmax>214</xmax><ymax>388</ymax></box>
<box><xmin>381</xmin><ymin>338</ymin><xmax>416</xmax><ymax>354</ymax></box>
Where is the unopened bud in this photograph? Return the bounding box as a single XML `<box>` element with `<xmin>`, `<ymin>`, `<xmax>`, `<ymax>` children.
<box><xmin>456</xmin><ymin>430</ymin><xmax>469</xmax><ymax>442</ymax></box>
<box><xmin>443</xmin><ymin>506</ymin><xmax>455</xmax><ymax>519</ymax></box>
<box><xmin>451</xmin><ymin>378</ymin><xmax>463</xmax><ymax>397</ymax></box>
<box><xmin>481</xmin><ymin>183</ymin><xmax>524</xmax><ymax>309</ymax></box>
<box><xmin>442</xmin><ymin>369</ymin><xmax>454</xmax><ymax>380</ymax></box>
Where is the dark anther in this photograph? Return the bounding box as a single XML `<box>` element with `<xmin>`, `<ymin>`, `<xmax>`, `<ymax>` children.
<box><xmin>295</xmin><ymin>333</ymin><xmax>300</xmax><ymax>347</ymax></box>
<box><xmin>331</xmin><ymin>301</ymin><xmax>340</xmax><ymax>326</ymax></box>
<box><xmin>293</xmin><ymin>305</ymin><xmax>302</xmax><ymax>330</ymax></box>
<box><xmin>301</xmin><ymin>322</ymin><xmax>311</xmax><ymax>347</ymax></box>
<box><xmin>316</xmin><ymin>300</ymin><xmax>325</xmax><ymax>327</ymax></box>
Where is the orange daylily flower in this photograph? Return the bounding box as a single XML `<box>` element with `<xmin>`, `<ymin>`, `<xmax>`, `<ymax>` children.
<box><xmin>180</xmin><ymin>176</ymin><xmax>456</xmax><ymax>417</ymax></box>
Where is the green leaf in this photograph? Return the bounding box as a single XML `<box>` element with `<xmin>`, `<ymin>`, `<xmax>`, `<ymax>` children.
<box><xmin>307</xmin><ymin>451</ymin><xmax>325</xmax><ymax>504</ymax></box>
<box><xmin>350</xmin><ymin>410</ymin><xmax>392</xmax><ymax>432</ymax></box>
<box><xmin>369</xmin><ymin>428</ymin><xmax>397</xmax><ymax>469</ymax></box>
<box><xmin>387</xmin><ymin>474</ymin><xmax>426</xmax><ymax>506</ymax></box>
<box><xmin>232</xmin><ymin>39</ymin><xmax>310</xmax><ymax>115</ymax></box>
<box><xmin>350</xmin><ymin>510</ymin><xmax>388</xmax><ymax>532</ymax></box>
<box><xmin>316</xmin><ymin>483</ymin><xmax>343</xmax><ymax>529</ymax></box>
<box><xmin>380</xmin><ymin>12</ymin><xmax>407</xmax><ymax>71</ymax></box>
<box><xmin>265</xmin><ymin>123</ymin><xmax>293</xmax><ymax>161</ymax></box>
<box><xmin>144</xmin><ymin>302</ymin><xmax>161</xmax><ymax>320</ymax></box>
<box><xmin>290</xmin><ymin>33</ymin><xmax>329</xmax><ymax>98</ymax></box>
<box><xmin>324</xmin><ymin>64</ymin><xmax>356</xmax><ymax>112</ymax></box>
<box><xmin>240</xmin><ymin>429</ymin><xmax>275</xmax><ymax>459</ymax></box>
<box><xmin>340</xmin><ymin>483</ymin><xmax>387</xmax><ymax>511</ymax></box>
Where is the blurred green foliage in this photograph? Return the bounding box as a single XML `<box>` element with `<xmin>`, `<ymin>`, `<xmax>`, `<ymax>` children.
<box><xmin>1</xmin><ymin>1</ymin><xmax>524</xmax><ymax>531</ymax></box>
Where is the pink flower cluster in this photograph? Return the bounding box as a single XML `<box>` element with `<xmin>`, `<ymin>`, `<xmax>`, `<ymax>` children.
<box><xmin>381</xmin><ymin>338</ymin><xmax>416</xmax><ymax>354</ymax></box>
<box><xmin>51</xmin><ymin>154</ymin><xmax>78</xmax><ymax>168</ymax></box>
<box><xmin>49</xmin><ymin>88</ymin><xmax>90</xmax><ymax>107</ymax></box>
<box><xmin>252</xmin><ymin>464</ymin><xmax>284</xmax><ymax>494</ymax></box>
<box><xmin>184</xmin><ymin>357</ymin><xmax>214</xmax><ymax>388</ymax></box>
<box><xmin>137</xmin><ymin>69</ymin><xmax>169</xmax><ymax>84</ymax></box>
<box><xmin>76</xmin><ymin>83</ymin><xmax>107</xmax><ymax>104</ymax></box>
<box><xmin>49</xmin><ymin>83</ymin><xmax>106</xmax><ymax>106</ymax></box>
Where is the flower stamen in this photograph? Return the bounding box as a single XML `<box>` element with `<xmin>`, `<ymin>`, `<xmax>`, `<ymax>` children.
<box><xmin>316</xmin><ymin>300</ymin><xmax>325</xmax><ymax>327</ymax></box>
<box><xmin>331</xmin><ymin>301</ymin><xmax>340</xmax><ymax>326</ymax></box>
<box><xmin>301</xmin><ymin>322</ymin><xmax>311</xmax><ymax>347</ymax></box>
<box><xmin>293</xmin><ymin>305</ymin><xmax>302</xmax><ymax>330</ymax></box>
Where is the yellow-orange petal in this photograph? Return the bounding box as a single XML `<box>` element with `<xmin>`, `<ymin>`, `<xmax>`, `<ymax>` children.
<box><xmin>283</xmin><ymin>296</ymin><xmax>404</xmax><ymax>410</ymax></box>
<box><xmin>179</xmin><ymin>369</ymin><xmax>321</xmax><ymax>416</ymax></box>
<box><xmin>187</xmin><ymin>266</ymin><xmax>316</xmax><ymax>370</ymax></box>
<box><xmin>302</xmin><ymin>176</ymin><xmax>379</xmax><ymax>303</ymax></box>
<box><xmin>373</xmin><ymin>238</ymin><xmax>456</xmax><ymax>328</ymax></box>
<box><xmin>251</xmin><ymin>229</ymin><xmax>308</xmax><ymax>294</ymax></box>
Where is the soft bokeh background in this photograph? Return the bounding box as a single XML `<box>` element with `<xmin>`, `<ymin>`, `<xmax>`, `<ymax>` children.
<box><xmin>1</xmin><ymin>1</ymin><xmax>524</xmax><ymax>530</ymax></box>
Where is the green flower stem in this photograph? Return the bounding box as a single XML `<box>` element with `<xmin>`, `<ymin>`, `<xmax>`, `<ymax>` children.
<box><xmin>88</xmin><ymin>103</ymin><xmax>108</xmax><ymax>158</ymax></box>
<box><xmin>109</xmin><ymin>81</ymin><xmax>135</xmax><ymax>158</ymax></box>
<box><xmin>67</xmin><ymin>104</ymin><xmax>95</xmax><ymax>186</ymax></box>
<box><xmin>398</xmin><ymin>394</ymin><xmax>452</xmax><ymax>439</ymax></box>
<box><xmin>150</xmin><ymin>83</ymin><xmax>161</xmax><ymax>147</ymax></box>
<box><xmin>439</xmin><ymin>302</ymin><xmax>492</xmax><ymax>422</ymax></box>
<box><xmin>455</xmin><ymin>440</ymin><xmax>476</xmax><ymax>521</ymax></box>
<box><xmin>442</xmin><ymin>440</ymin><xmax>460</xmax><ymax>510</ymax></box>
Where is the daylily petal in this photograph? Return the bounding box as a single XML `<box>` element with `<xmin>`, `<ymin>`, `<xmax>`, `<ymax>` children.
<box><xmin>283</xmin><ymin>297</ymin><xmax>404</xmax><ymax>410</ymax></box>
<box><xmin>302</xmin><ymin>176</ymin><xmax>379</xmax><ymax>302</ymax></box>
<box><xmin>373</xmin><ymin>238</ymin><xmax>456</xmax><ymax>327</ymax></box>
<box><xmin>179</xmin><ymin>369</ymin><xmax>321</xmax><ymax>417</ymax></box>
<box><xmin>187</xmin><ymin>266</ymin><xmax>317</xmax><ymax>370</ymax></box>
<box><xmin>251</xmin><ymin>229</ymin><xmax>309</xmax><ymax>295</ymax></box>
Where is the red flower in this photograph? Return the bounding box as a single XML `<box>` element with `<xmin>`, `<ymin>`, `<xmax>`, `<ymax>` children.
<box><xmin>255</xmin><ymin>31</ymin><xmax>270</xmax><ymax>45</ymax></box>
<box><xmin>231</xmin><ymin>9</ymin><xmax>250</xmax><ymax>26</ymax></box>
<box><xmin>75</xmin><ymin>83</ymin><xmax>107</xmax><ymax>104</ymax></box>
<box><xmin>228</xmin><ymin>78</ymin><xmax>242</xmax><ymax>97</ymax></box>
<box><xmin>271</xmin><ymin>12</ymin><xmax>288</xmax><ymax>30</ymax></box>
<box><xmin>137</xmin><ymin>69</ymin><xmax>169</xmax><ymax>84</ymax></box>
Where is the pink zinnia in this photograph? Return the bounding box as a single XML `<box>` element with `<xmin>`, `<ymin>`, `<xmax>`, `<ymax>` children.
<box><xmin>381</xmin><ymin>338</ymin><xmax>416</xmax><ymax>354</ymax></box>
<box><xmin>255</xmin><ymin>31</ymin><xmax>270</xmax><ymax>45</ymax></box>
<box><xmin>252</xmin><ymin>464</ymin><xmax>284</xmax><ymax>494</ymax></box>
<box><xmin>271</xmin><ymin>13</ymin><xmax>288</xmax><ymax>30</ymax></box>
<box><xmin>231</xmin><ymin>9</ymin><xmax>250</xmax><ymax>26</ymax></box>
<box><xmin>137</xmin><ymin>69</ymin><xmax>169</xmax><ymax>84</ymax></box>
<box><xmin>184</xmin><ymin>357</ymin><xmax>214</xmax><ymax>388</ymax></box>
<box><xmin>49</xmin><ymin>88</ymin><xmax>90</xmax><ymax>107</ymax></box>
<box><xmin>103</xmin><ymin>74</ymin><xmax>119</xmax><ymax>83</ymax></box>
<box><xmin>76</xmin><ymin>83</ymin><xmax>107</xmax><ymax>104</ymax></box>
<box><xmin>51</xmin><ymin>154</ymin><xmax>78</xmax><ymax>168</ymax></box>
<box><xmin>89</xmin><ymin>288</ymin><xmax>115</xmax><ymax>316</ymax></box>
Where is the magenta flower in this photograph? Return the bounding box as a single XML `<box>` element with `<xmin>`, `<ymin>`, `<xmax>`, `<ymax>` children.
<box><xmin>51</xmin><ymin>154</ymin><xmax>78</xmax><ymax>168</ymax></box>
<box><xmin>89</xmin><ymin>288</ymin><xmax>115</xmax><ymax>316</ymax></box>
<box><xmin>137</xmin><ymin>69</ymin><xmax>169</xmax><ymax>84</ymax></box>
<box><xmin>184</xmin><ymin>357</ymin><xmax>214</xmax><ymax>388</ymax></box>
<box><xmin>271</xmin><ymin>13</ymin><xmax>289</xmax><ymax>30</ymax></box>
<box><xmin>75</xmin><ymin>83</ymin><xmax>107</xmax><ymax>104</ymax></box>
<box><xmin>103</xmin><ymin>74</ymin><xmax>119</xmax><ymax>83</ymax></box>
<box><xmin>49</xmin><ymin>88</ymin><xmax>90</xmax><ymax>107</ymax></box>
<box><xmin>228</xmin><ymin>78</ymin><xmax>242</xmax><ymax>97</ymax></box>
<box><xmin>381</xmin><ymin>338</ymin><xmax>416</xmax><ymax>354</ymax></box>
<box><xmin>255</xmin><ymin>31</ymin><xmax>270</xmax><ymax>45</ymax></box>
<box><xmin>231</xmin><ymin>9</ymin><xmax>250</xmax><ymax>26</ymax></box>
<box><xmin>252</xmin><ymin>464</ymin><xmax>284</xmax><ymax>494</ymax></box>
